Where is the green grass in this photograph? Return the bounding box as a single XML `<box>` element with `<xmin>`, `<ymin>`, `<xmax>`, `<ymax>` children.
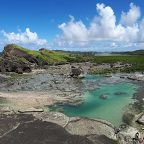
<box><xmin>6</xmin><ymin>44</ymin><xmax>69</xmax><ymax>64</ymax></box>
<box><xmin>91</xmin><ymin>56</ymin><xmax>144</xmax><ymax>73</ymax></box>
<box><xmin>4</xmin><ymin>44</ymin><xmax>144</xmax><ymax>73</ymax></box>
<box><xmin>93</xmin><ymin>56</ymin><xmax>144</xmax><ymax>64</ymax></box>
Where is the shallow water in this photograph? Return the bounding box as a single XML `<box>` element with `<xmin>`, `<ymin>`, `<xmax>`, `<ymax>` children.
<box><xmin>50</xmin><ymin>75</ymin><xmax>138</xmax><ymax>126</ymax></box>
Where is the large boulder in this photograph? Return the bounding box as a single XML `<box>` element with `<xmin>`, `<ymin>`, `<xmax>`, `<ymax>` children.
<box><xmin>70</xmin><ymin>66</ymin><xmax>83</xmax><ymax>78</ymax></box>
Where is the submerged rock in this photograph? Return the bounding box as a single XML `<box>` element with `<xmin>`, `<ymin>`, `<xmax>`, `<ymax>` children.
<box><xmin>99</xmin><ymin>94</ymin><xmax>108</xmax><ymax>100</ymax></box>
<box><xmin>114</xmin><ymin>92</ymin><xmax>127</xmax><ymax>96</ymax></box>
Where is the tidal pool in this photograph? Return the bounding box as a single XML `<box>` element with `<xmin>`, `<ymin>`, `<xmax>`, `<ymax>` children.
<box><xmin>49</xmin><ymin>75</ymin><xmax>138</xmax><ymax>126</ymax></box>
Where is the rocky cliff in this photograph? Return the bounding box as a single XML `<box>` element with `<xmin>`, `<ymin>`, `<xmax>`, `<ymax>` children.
<box><xmin>0</xmin><ymin>44</ymin><xmax>69</xmax><ymax>74</ymax></box>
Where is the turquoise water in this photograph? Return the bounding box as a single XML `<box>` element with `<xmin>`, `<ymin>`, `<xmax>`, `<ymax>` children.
<box><xmin>50</xmin><ymin>75</ymin><xmax>137</xmax><ymax>126</ymax></box>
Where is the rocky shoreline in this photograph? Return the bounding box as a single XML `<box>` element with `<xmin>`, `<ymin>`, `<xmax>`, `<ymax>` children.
<box><xmin>0</xmin><ymin>110</ymin><xmax>119</xmax><ymax>144</ymax></box>
<box><xmin>1</xmin><ymin>64</ymin><xmax>144</xmax><ymax>143</ymax></box>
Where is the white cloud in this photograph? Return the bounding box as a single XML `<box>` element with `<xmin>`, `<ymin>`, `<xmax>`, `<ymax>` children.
<box><xmin>120</xmin><ymin>3</ymin><xmax>140</xmax><ymax>27</ymax></box>
<box><xmin>55</xmin><ymin>3</ymin><xmax>144</xmax><ymax>51</ymax></box>
<box><xmin>89</xmin><ymin>3</ymin><xmax>116</xmax><ymax>39</ymax></box>
<box><xmin>2</xmin><ymin>28</ymin><xmax>48</xmax><ymax>46</ymax></box>
<box><xmin>138</xmin><ymin>19</ymin><xmax>144</xmax><ymax>42</ymax></box>
<box><xmin>58</xmin><ymin>15</ymin><xmax>88</xmax><ymax>46</ymax></box>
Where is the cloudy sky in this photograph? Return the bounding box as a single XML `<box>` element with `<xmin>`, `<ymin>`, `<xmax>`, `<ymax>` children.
<box><xmin>0</xmin><ymin>0</ymin><xmax>144</xmax><ymax>52</ymax></box>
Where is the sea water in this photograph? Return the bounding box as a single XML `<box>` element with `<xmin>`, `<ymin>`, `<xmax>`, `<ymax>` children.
<box><xmin>50</xmin><ymin>75</ymin><xmax>137</xmax><ymax>126</ymax></box>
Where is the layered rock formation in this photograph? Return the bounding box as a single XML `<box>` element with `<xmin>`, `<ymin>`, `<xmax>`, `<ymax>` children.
<box><xmin>0</xmin><ymin>44</ymin><xmax>69</xmax><ymax>74</ymax></box>
<box><xmin>0</xmin><ymin>45</ymin><xmax>32</xmax><ymax>74</ymax></box>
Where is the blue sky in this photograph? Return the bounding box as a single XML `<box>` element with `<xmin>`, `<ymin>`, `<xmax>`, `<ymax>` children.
<box><xmin>0</xmin><ymin>0</ymin><xmax>144</xmax><ymax>51</ymax></box>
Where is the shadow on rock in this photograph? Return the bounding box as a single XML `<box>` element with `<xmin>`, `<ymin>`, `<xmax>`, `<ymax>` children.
<box><xmin>0</xmin><ymin>120</ymin><xmax>93</xmax><ymax>144</ymax></box>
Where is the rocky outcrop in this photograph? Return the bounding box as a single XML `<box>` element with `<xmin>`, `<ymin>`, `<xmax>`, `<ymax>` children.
<box><xmin>0</xmin><ymin>113</ymin><xmax>118</xmax><ymax>144</ymax></box>
<box><xmin>3</xmin><ymin>44</ymin><xmax>38</xmax><ymax>64</ymax></box>
<box><xmin>70</xmin><ymin>66</ymin><xmax>83</xmax><ymax>78</ymax></box>
<box><xmin>0</xmin><ymin>44</ymin><xmax>33</xmax><ymax>74</ymax></box>
<box><xmin>0</xmin><ymin>58</ymin><xmax>31</xmax><ymax>74</ymax></box>
<box><xmin>0</xmin><ymin>120</ymin><xmax>94</xmax><ymax>144</ymax></box>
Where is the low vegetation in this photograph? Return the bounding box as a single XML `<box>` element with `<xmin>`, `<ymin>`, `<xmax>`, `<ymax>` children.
<box><xmin>7</xmin><ymin>44</ymin><xmax>69</xmax><ymax>64</ymax></box>
<box><xmin>1</xmin><ymin>44</ymin><xmax>144</xmax><ymax>74</ymax></box>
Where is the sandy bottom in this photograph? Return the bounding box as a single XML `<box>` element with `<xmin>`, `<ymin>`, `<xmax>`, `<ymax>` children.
<box><xmin>0</xmin><ymin>91</ymin><xmax>66</xmax><ymax>110</ymax></box>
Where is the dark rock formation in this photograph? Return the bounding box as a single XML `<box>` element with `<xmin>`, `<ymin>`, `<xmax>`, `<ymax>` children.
<box><xmin>0</xmin><ymin>58</ymin><xmax>31</xmax><ymax>74</ymax></box>
<box><xmin>70</xmin><ymin>66</ymin><xmax>83</xmax><ymax>78</ymax></box>
<box><xmin>0</xmin><ymin>113</ymin><xmax>93</xmax><ymax>144</ymax></box>
<box><xmin>0</xmin><ymin>112</ymin><xmax>119</xmax><ymax>144</ymax></box>
<box><xmin>1</xmin><ymin>121</ymin><xmax>94</xmax><ymax>144</ymax></box>
<box><xmin>99</xmin><ymin>94</ymin><xmax>108</xmax><ymax>100</ymax></box>
<box><xmin>3</xmin><ymin>44</ymin><xmax>38</xmax><ymax>64</ymax></box>
<box><xmin>0</xmin><ymin>45</ymin><xmax>32</xmax><ymax>74</ymax></box>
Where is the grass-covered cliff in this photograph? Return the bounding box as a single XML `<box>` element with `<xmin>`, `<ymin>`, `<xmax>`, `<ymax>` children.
<box><xmin>3</xmin><ymin>44</ymin><xmax>69</xmax><ymax>65</ymax></box>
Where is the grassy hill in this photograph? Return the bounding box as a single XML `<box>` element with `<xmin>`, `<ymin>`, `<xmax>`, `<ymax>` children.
<box><xmin>3</xmin><ymin>44</ymin><xmax>71</xmax><ymax>65</ymax></box>
<box><xmin>5</xmin><ymin>44</ymin><xmax>96</xmax><ymax>64</ymax></box>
